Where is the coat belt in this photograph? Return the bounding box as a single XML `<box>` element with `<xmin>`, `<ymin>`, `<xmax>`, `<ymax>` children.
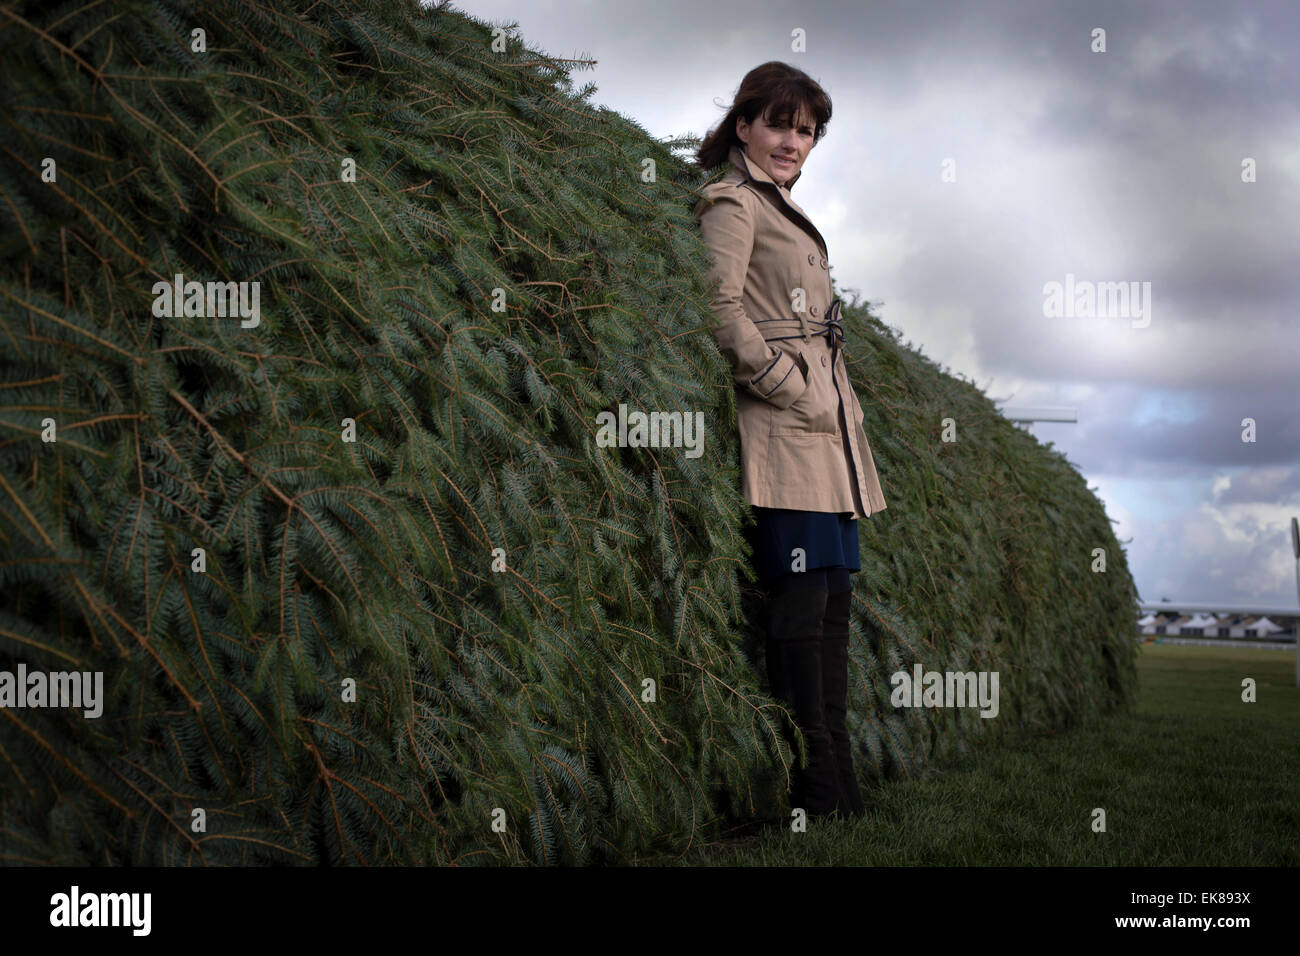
<box><xmin>754</xmin><ymin>297</ymin><xmax>845</xmax><ymax>348</ymax></box>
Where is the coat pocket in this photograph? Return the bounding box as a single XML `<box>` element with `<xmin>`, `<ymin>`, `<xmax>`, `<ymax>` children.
<box><xmin>769</xmin><ymin>345</ymin><xmax>839</xmax><ymax>436</ymax></box>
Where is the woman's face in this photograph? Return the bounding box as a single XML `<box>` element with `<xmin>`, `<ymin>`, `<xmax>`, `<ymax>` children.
<box><xmin>736</xmin><ymin>104</ymin><xmax>815</xmax><ymax>187</ymax></box>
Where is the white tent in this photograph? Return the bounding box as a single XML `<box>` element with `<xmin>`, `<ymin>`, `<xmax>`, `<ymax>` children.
<box><xmin>1249</xmin><ymin>616</ymin><xmax>1285</xmax><ymax>634</ymax></box>
<box><xmin>1230</xmin><ymin>616</ymin><xmax>1258</xmax><ymax>637</ymax></box>
<box><xmin>1210</xmin><ymin>614</ymin><xmax>1237</xmax><ymax>637</ymax></box>
<box><xmin>1178</xmin><ymin>613</ymin><xmax>1218</xmax><ymax>634</ymax></box>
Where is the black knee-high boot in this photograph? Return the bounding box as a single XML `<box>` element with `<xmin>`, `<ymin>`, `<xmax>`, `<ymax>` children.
<box><xmin>763</xmin><ymin>583</ymin><xmax>841</xmax><ymax>817</ymax></box>
<box><xmin>821</xmin><ymin>588</ymin><xmax>865</xmax><ymax>818</ymax></box>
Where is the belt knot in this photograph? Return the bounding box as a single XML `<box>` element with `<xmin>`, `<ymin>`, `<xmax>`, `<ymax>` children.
<box><xmin>820</xmin><ymin>297</ymin><xmax>845</xmax><ymax>348</ymax></box>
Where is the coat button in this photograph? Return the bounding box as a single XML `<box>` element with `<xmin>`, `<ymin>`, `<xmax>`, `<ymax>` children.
<box><xmin>810</xmin><ymin>304</ymin><xmax>820</xmax><ymax>316</ymax></box>
<box><xmin>807</xmin><ymin>253</ymin><xmax>816</xmax><ymax>265</ymax></box>
<box><xmin>820</xmin><ymin>257</ymin><xmax>828</xmax><ymax>269</ymax></box>
<box><xmin>821</xmin><ymin>355</ymin><xmax>828</xmax><ymax>367</ymax></box>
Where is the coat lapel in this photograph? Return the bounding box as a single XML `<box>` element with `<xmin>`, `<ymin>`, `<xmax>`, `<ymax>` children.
<box><xmin>728</xmin><ymin>144</ymin><xmax>828</xmax><ymax>257</ymax></box>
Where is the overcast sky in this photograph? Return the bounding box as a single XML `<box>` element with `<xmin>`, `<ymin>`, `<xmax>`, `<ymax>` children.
<box><xmin>453</xmin><ymin>0</ymin><xmax>1300</xmax><ymax>608</ymax></box>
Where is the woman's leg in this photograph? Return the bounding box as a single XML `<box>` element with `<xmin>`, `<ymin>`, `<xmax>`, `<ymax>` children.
<box><xmin>763</xmin><ymin>569</ymin><xmax>842</xmax><ymax>817</ymax></box>
<box><xmin>820</xmin><ymin>567</ymin><xmax>865</xmax><ymax>818</ymax></box>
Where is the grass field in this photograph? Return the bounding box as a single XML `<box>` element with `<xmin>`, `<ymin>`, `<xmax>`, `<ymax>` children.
<box><xmin>651</xmin><ymin>642</ymin><xmax>1300</xmax><ymax>866</ymax></box>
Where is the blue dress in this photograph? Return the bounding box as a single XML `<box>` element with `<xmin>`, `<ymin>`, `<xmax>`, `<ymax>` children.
<box><xmin>747</xmin><ymin>506</ymin><xmax>861</xmax><ymax>583</ymax></box>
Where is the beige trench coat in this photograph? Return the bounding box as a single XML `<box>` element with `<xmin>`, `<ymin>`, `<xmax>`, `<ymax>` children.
<box><xmin>694</xmin><ymin>143</ymin><xmax>887</xmax><ymax>519</ymax></box>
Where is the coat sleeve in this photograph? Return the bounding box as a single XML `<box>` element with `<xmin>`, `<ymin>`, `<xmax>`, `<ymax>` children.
<box><xmin>695</xmin><ymin>186</ymin><xmax>809</xmax><ymax>410</ymax></box>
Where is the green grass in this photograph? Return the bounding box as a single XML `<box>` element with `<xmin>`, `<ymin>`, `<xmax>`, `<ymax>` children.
<box><xmin>648</xmin><ymin>643</ymin><xmax>1300</xmax><ymax>866</ymax></box>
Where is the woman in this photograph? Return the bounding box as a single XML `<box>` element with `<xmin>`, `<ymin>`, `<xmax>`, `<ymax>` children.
<box><xmin>693</xmin><ymin>62</ymin><xmax>888</xmax><ymax>821</ymax></box>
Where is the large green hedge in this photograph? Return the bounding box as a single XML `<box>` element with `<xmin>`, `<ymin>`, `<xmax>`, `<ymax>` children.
<box><xmin>0</xmin><ymin>0</ymin><xmax>1138</xmax><ymax>865</ymax></box>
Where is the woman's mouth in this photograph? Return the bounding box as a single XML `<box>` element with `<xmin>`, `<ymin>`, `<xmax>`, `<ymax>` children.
<box><xmin>772</xmin><ymin>155</ymin><xmax>795</xmax><ymax>169</ymax></box>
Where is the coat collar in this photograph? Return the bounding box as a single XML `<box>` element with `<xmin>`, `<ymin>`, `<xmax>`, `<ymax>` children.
<box><xmin>727</xmin><ymin>143</ymin><xmax>827</xmax><ymax>257</ymax></box>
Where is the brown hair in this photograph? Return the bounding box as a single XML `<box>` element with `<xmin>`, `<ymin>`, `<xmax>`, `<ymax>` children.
<box><xmin>696</xmin><ymin>61</ymin><xmax>832</xmax><ymax>171</ymax></box>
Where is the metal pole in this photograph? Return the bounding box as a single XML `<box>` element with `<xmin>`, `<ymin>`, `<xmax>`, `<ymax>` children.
<box><xmin>1292</xmin><ymin>518</ymin><xmax>1299</xmax><ymax>688</ymax></box>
